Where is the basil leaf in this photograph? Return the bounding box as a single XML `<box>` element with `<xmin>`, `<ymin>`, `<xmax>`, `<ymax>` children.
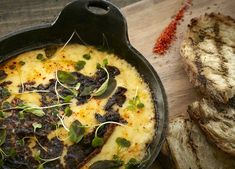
<box><xmin>75</xmin><ymin>60</ymin><xmax>86</xmax><ymax>71</ymax></box>
<box><xmin>69</xmin><ymin>120</ymin><xmax>85</xmax><ymax>143</ymax></box>
<box><xmin>92</xmin><ymin>136</ymin><xmax>104</xmax><ymax>147</ymax></box>
<box><xmin>89</xmin><ymin>160</ymin><xmax>123</xmax><ymax>169</ymax></box>
<box><xmin>93</xmin><ymin>67</ymin><xmax>109</xmax><ymax>97</ymax></box>
<box><xmin>0</xmin><ymin>70</ymin><xmax>7</xmax><ymax>81</ymax></box>
<box><xmin>32</xmin><ymin>122</ymin><xmax>42</xmax><ymax>132</ymax></box>
<box><xmin>116</xmin><ymin>137</ymin><xmax>131</xmax><ymax>148</ymax></box>
<box><xmin>83</xmin><ymin>53</ymin><xmax>91</xmax><ymax>60</ymax></box>
<box><xmin>0</xmin><ymin>128</ymin><xmax>6</xmax><ymax>146</ymax></box>
<box><xmin>57</xmin><ymin>70</ymin><xmax>77</xmax><ymax>85</ymax></box>
<box><xmin>63</xmin><ymin>95</ymin><xmax>73</xmax><ymax>103</ymax></box>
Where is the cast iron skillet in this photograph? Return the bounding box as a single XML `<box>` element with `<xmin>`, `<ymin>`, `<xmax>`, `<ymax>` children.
<box><xmin>0</xmin><ymin>0</ymin><xmax>168</xmax><ymax>168</ymax></box>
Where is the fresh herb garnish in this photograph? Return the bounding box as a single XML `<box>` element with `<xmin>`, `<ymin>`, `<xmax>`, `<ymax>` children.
<box><xmin>80</xmin><ymin>86</ymin><xmax>94</xmax><ymax>96</ymax></box>
<box><xmin>17</xmin><ymin>136</ymin><xmax>46</xmax><ymax>151</ymax></box>
<box><xmin>75</xmin><ymin>60</ymin><xmax>86</xmax><ymax>71</ymax></box>
<box><xmin>93</xmin><ymin>59</ymin><xmax>109</xmax><ymax>97</ymax></box>
<box><xmin>63</xmin><ymin>95</ymin><xmax>73</xmax><ymax>103</ymax></box>
<box><xmin>92</xmin><ymin>121</ymin><xmax>125</xmax><ymax>148</ymax></box>
<box><xmin>36</xmin><ymin>54</ymin><xmax>45</xmax><ymax>61</ymax></box>
<box><xmin>127</xmin><ymin>88</ymin><xmax>145</xmax><ymax>111</ymax></box>
<box><xmin>0</xmin><ymin>70</ymin><xmax>7</xmax><ymax>81</ymax></box>
<box><xmin>0</xmin><ymin>128</ymin><xmax>7</xmax><ymax>164</ymax></box>
<box><xmin>34</xmin><ymin>150</ymin><xmax>60</xmax><ymax>169</ymax></box>
<box><xmin>57</xmin><ymin>70</ymin><xmax>77</xmax><ymax>85</ymax></box>
<box><xmin>64</xmin><ymin>106</ymin><xmax>72</xmax><ymax>117</ymax></box>
<box><xmin>83</xmin><ymin>53</ymin><xmax>91</xmax><ymax>60</ymax></box>
<box><xmin>45</xmin><ymin>46</ymin><xmax>57</xmax><ymax>58</ymax></box>
<box><xmin>125</xmin><ymin>158</ymin><xmax>140</xmax><ymax>169</ymax></box>
<box><xmin>0</xmin><ymin>111</ymin><xmax>5</xmax><ymax>118</ymax></box>
<box><xmin>116</xmin><ymin>137</ymin><xmax>131</xmax><ymax>148</ymax></box>
<box><xmin>19</xmin><ymin>61</ymin><xmax>25</xmax><ymax>66</ymax></box>
<box><xmin>0</xmin><ymin>87</ymin><xmax>10</xmax><ymax>100</ymax></box>
<box><xmin>32</xmin><ymin>122</ymin><xmax>42</xmax><ymax>132</ymax></box>
<box><xmin>68</xmin><ymin>120</ymin><xmax>85</xmax><ymax>143</ymax></box>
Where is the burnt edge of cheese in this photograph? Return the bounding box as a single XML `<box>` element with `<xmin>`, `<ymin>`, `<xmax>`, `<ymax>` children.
<box><xmin>0</xmin><ymin>62</ymin><xmax>130</xmax><ymax>169</ymax></box>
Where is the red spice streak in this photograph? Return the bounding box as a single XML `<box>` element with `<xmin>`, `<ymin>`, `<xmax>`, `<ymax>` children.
<box><xmin>153</xmin><ymin>0</ymin><xmax>192</xmax><ymax>55</ymax></box>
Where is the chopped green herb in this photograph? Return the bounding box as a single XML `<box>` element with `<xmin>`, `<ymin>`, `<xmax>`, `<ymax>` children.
<box><xmin>103</xmin><ymin>58</ymin><xmax>108</xmax><ymax>66</ymax></box>
<box><xmin>64</xmin><ymin>106</ymin><xmax>72</xmax><ymax>117</ymax></box>
<box><xmin>32</xmin><ymin>122</ymin><xmax>42</xmax><ymax>132</ymax></box>
<box><xmin>36</xmin><ymin>54</ymin><xmax>45</xmax><ymax>61</ymax></box>
<box><xmin>83</xmin><ymin>53</ymin><xmax>91</xmax><ymax>60</ymax></box>
<box><xmin>34</xmin><ymin>150</ymin><xmax>60</xmax><ymax>169</ymax></box>
<box><xmin>116</xmin><ymin>137</ymin><xmax>131</xmax><ymax>148</ymax></box>
<box><xmin>68</xmin><ymin>120</ymin><xmax>85</xmax><ymax>143</ymax></box>
<box><xmin>137</xmin><ymin>103</ymin><xmax>145</xmax><ymax>109</ymax></box>
<box><xmin>92</xmin><ymin>136</ymin><xmax>104</xmax><ymax>148</ymax></box>
<box><xmin>96</xmin><ymin>63</ymin><xmax>101</xmax><ymax>69</ymax></box>
<box><xmin>19</xmin><ymin>61</ymin><xmax>25</xmax><ymax>66</ymax></box>
<box><xmin>0</xmin><ymin>70</ymin><xmax>7</xmax><ymax>81</ymax></box>
<box><xmin>75</xmin><ymin>60</ymin><xmax>86</xmax><ymax>71</ymax></box>
<box><xmin>57</xmin><ymin>70</ymin><xmax>77</xmax><ymax>85</ymax></box>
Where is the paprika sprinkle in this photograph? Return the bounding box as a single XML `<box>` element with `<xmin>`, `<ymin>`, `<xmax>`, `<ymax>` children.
<box><xmin>153</xmin><ymin>0</ymin><xmax>192</xmax><ymax>55</ymax></box>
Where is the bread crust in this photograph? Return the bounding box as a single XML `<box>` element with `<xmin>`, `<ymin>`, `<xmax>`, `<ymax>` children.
<box><xmin>180</xmin><ymin>13</ymin><xmax>235</xmax><ymax>103</ymax></box>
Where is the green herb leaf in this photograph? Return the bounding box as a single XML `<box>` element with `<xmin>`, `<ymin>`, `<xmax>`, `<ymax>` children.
<box><xmin>57</xmin><ymin>70</ymin><xmax>77</xmax><ymax>85</ymax></box>
<box><xmin>83</xmin><ymin>53</ymin><xmax>91</xmax><ymax>60</ymax></box>
<box><xmin>0</xmin><ymin>70</ymin><xmax>7</xmax><ymax>81</ymax></box>
<box><xmin>103</xmin><ymin>58</ymin><xmax>108</xmax><ymax>66</ymax></box>
<box><xmin>0</xmin><ymin>128</ymin><xmax>6</xmax><ymax>146</ymax></box>
<box><xmin>0</xmin><ymin>87</ymin><xmax>10</xmax><ymax>100</ymax></box>
<box><xmin>80</xmin><ymin>86</ymin><xmax>94</xmax><ymax>96</ymax></box>
<box><xmin>63</xmin><ymin>95</ymin><xmax>73</xmax><ymax>103</ymax></box>
<box><xmin>36</xmin><ymin>54</ymin><xmax>45</xmax><ymax>61</ymax></box>
<box><xmin>68</xmin><ymin>120</ymin><xmax>85</xmax><ymax>143</ymax></box>
<box><xmin>34</xmin><ymin>150</ymin><xmax>41</xmax><ymax>161</ymax></box>
<box><xmin>92</xmin><ymin>136</ymin><xmax>104</xmax><ymax>148</ymax></box>
<box><xmin>37</xmin><ymin>164</ymin><xmax>44</xmax><ymax>169</ymax></box>
<box><xmin>19</xmin><ymin>61</ymin><xmax>25</xmax><ymax>66</ymax></box>
<box><xmin>30</xmin><ymin>109</ymin><xmax>45</xmax><ymax>117</ymax></box>
<box><xmin>75</xmin><ymin>60</ymin><xmax>86</xmax><ymax>71</ymax></box>
<box><xmin>32</xmin><ymin>122</ymin><xmax>42</xmax><ymax>132</ymax></box>
<box><xmin>89</xmin><ymin>160</ymin><xmax>123</xmax><ymax>169</ymax></box>
<box><xmin>116</xmin><ymin>137</ymin><xmax>131</xmax><ymax>148</ymax></box>
<box><xmin>64</xmin><ymin>106</ymin><xmax>72</xmax><ymax>117</ymax></box>
<box><xmin>137</xmin><ymin>103</ymin><xmax>144</xmax><ymax>109</ymax></box>
<box><xmin>0</xmin><ymin>111</ymin><xmax>5</xmax><ymax>118</ymax></box>
<box><xmin>93</xmin><ymin>67</ymin><xmax>109</xmax><ymax>97</ymax></box>
<box><xmin>125</xmin><ymin>158</ymin><xmax>140</xmax><ymax>169</ymax></box>
<box><xmin>45</xmin><ymin>46</ymin><xmax>57</xmax><ymax>58</ymax></box>
<box><xmin>75</xmin><ymin>83</ymin><xmax>81</xmax><ymax>90</ymax></box>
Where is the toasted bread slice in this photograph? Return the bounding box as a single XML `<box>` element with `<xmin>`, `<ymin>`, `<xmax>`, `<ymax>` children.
<box><xmin>165</xmin><ymin>117</ymin><xmax>235</xmax><ymax>169</ymax></box>
<box><xmin>180</xmin><ymin>13</ymin><xmax>235</xmax><ymax>103</ymax></box>
<box><xmin>188</xmin><ymin>99</ymin><xmax>235</xmax><ymax>156</ymax></box>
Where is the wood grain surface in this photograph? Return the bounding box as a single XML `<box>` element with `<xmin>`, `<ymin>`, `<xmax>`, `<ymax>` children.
<box><xmin>1</xmin><ymin>0</ymin><xmax>235</xmax><ymax>169</ymax></box>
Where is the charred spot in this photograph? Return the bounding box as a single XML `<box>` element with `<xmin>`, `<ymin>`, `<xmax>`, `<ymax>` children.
<box><xmin>104</xmin><ymin>87</ymin><xmax>127</xmax><ymax>111</ymax></box>
<box><xmin>0</xmin><ymin>81</ymin><xmax>12</xmax><ymax>87</ymax></box>
<box><xmin>0</xmin><ymin>70</ymin><xmax>7</xmax><ymax>81</ymax></box>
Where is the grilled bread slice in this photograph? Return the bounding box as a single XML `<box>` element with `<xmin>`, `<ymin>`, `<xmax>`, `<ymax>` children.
<box><xmin>180</xmin><ymin>13</ymin><xmax>235</xmax><ymax>103</ymax></box>
<box><xmin>165</xmin><ymin>117</ymin><xmax>235</xmax><ymax>169</ymax></box>
<box><xmin>188</xmin><ymin>98</ymin><xmax>235</xmax><ymax>156</ymax></box>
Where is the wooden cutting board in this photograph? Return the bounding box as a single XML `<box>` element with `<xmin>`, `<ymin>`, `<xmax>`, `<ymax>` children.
<box><xmin>121</xmin><ymin>0</ymin><xmax>235</xmax><ymax>120</ymax></box>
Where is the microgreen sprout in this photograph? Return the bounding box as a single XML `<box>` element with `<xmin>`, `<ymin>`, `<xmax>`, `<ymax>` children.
<box><xmin>0</xmin><ymin>128</ymin><xmax>7</xmax><ymax>162</ymax></box>
<box><xmin>32</xmin><ymin>122</ymin><xmax>42</xmax><ymax>133</ymax></box>
<box><xmin>127</xmin><ymin>87</ymin><xmax>145</xmax><ymax>111</ymax></box>
<box><xmin>34</xmin><ymin>150</ymin><xmax>60</xmax><ymax>169</ymax></box>
<box><xmin>92</xmin><ymin>59</ymin><xmax>109</xmax><ymax>97</ymax></box>
<box><xmin>17</xmin><ymin>136</ymin><xmax>47</xmax><ymax>152</ymax></box>
<box><xmin>92</xmin><ymin>121</ymin><xmax>125</xmax><ymax>148</ymax></box>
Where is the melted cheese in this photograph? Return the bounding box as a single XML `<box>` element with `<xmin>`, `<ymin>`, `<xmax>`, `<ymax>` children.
<box><xmin>0</xmin><ymin>44</ymin><xmax>156</xmax><ymax>168</ymax></box>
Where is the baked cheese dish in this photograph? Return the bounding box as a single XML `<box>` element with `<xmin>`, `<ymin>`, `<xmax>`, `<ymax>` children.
<box><xmin>0</xmin><ymin>44</ymin><xmax>156</xmax><ymax>169</ymax></box>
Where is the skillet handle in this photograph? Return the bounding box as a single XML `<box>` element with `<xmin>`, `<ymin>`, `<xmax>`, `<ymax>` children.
<box><xmin>52</xmin><ymin>0</ymin><xmax>130</xmax><ymax>47</ymax></box>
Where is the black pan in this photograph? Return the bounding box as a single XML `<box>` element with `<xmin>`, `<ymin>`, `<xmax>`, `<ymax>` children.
<box><xmin>0</xmin><ymin>0</ymin><xmax>168</xmax><ymax>168</ymax></box>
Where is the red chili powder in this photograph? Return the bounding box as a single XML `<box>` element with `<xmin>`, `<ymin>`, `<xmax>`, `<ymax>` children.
<box><xmin>153</xmin><ymin>0</ymin><xmax>192</xmax><ymax>55</ymax></box>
